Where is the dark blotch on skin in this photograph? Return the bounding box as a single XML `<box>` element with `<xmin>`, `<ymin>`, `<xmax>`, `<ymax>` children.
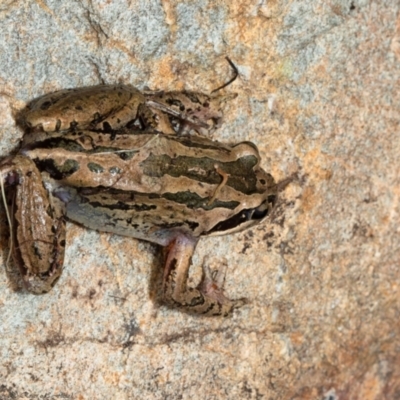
<box><xmin>33</xmin><ymin>243</ymin><xmax>43</xmax><ymax>260</ymax></box>
<box><xmin>88</xmin><ymin>200</ymin><xmax>157</xmax><ymax>212</ymax></box>
<box><xmin>102</xmin><ymin>122</ymin><xmax>113</xmax><ymax>133</ymax></box>
<box><xmin>46</xmin><ymin>205</ymin><xmax>54</xmax><ymax>218</ymax></box>
<box><xmin>109</xmin><ymin>166</ymin><xmax>122</xmax><ymax>175</ymax></box>
<box><xmin>169</xmin><ymin>258</ymin><xmax>178</xmax><ymax>273</ymax></box>
<box><xmin>31</xmin><ymin>138</ymin><xmax>85</xmax><ymax>152</ymax></box>
<box><xmin>154</xmin><ymin>222</ymin><xmax>185</xmax><ymax>230</ymax></box>
<box><xmin>70</xmin><ymin>120</ymin><xmax>79</xmax><ymax>130</ymax></box>
<box><xmin>92</xmin><ymin>112</ymin><xmax>102</xmax><ymax>125</ymax></box>
<box><xmin>118</xmin><ymin>151</ymin><xmax>136</xmax><ymax>161</ymax></box>
<box><xmin>186</xmin><ymin>220</ymin><xmax>199</xmax><ymax>231</ymax></box>
<box><xmin>33</xmin><ymin>158</ymin><xmax>79</xmax><ymax>180</ymax></box>
<box><xmin>40</xmin><ymin>101</ymin><xmax>52</xmax><ymax>110</ymax></box>
<box><xmin>185</xmin><ymin>92</ymin><xmax>202</xmax><ymax>104</ymax></box>
<box><xmin>87</xmin><ymin>162</ymin><xmax>104</xmax><ymax>174</ymax></box>
<box><xmin>201</xmin><ymin>303</ymin><xmax>217</xmax><ymax>314</ymax></box>
<box><xmin>188</xmin><ymin>294</ymin><xmax>205</xmax><ymax>307</ymax></box>
<box><xmin>109</xmin><ymin>130</ymin><xmax>117</xmax><ymax>141</ymax></box>
<box><xmin>166</xmin><ymin>98</ymin><xmax>184</xmax><ymax>111</ymax></box>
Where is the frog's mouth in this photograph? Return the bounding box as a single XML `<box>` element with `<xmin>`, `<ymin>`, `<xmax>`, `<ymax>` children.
<box><xmin>206</xmin><ymin>194</ymin><xmax>277</xmax><ymax>236</ymax></box>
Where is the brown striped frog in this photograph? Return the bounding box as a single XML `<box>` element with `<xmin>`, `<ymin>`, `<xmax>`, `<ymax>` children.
<box><xmin>0</xmin><ymin>84</ymin><xmax>276</xmax><ymax>316</ymax></box>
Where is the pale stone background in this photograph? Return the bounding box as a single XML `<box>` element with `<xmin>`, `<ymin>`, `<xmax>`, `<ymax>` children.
<box><xmin>0</xmin><ymin>1</ymin><xmax>399</xmax><ymax>399</ymax></box>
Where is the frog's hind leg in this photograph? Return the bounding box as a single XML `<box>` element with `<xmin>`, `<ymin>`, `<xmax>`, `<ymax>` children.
<box><xmin>0</xmin><ymin>155</ymin><xmax>66</xmax><ymax>294</ymax></box>
<box><xmin>162</xmin><ymin>234</ymin><xmax>247</xmax><ymax>316</ymax></box>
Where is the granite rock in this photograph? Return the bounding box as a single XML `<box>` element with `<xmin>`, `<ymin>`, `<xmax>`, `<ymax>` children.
<box><xmin>0</xmin><ymin>1</ymin><xmax>399</xmax><ymax>399</ymax></box>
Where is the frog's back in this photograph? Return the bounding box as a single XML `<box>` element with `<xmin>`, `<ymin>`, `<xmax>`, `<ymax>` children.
<box><xmin>24</xmin><ymin>129</ymin><xmax>275</xmax><ymax>244</ymax></box>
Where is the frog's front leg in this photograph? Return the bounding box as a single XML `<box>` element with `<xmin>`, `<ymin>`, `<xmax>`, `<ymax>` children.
<box><xmin>145</xmin><ymin>91</ymin><xmax>233</xmax><ymax>136</ymax></box>
<box><xmin>163</xmin><ymin>234</ymin><xmax>246</xmax><ymax>316</ymax></box>
<box><xmin>1</xmin><ymin>155</ymin><xmax>66</xmax><ymax>293</ymax></box>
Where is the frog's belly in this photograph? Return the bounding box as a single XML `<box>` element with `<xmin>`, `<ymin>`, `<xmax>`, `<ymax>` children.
<box><xmin>64</xmin><ymin>199</ymin><xmax>176</xmax><ymax>246</ymax></box>
<box><xmin>54</xmin><ymin>186</ymin><xmax>208</xmax><ymax>246</ymax></box>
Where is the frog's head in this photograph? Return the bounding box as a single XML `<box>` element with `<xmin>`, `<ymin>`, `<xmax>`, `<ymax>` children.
<box><xmin>207</xmin><ymin>195</ymin><xmax>277</xmax><ymax>236</ymax></box>
<box><xmin>206</xmin><ymin>167</ymin><xmax>277</xmax><ymax>236</ymax></box>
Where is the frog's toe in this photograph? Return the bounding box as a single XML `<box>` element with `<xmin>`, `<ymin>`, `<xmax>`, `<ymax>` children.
<box><xmin>198</xmin><ymin>264</ymin><xmax>248</xmax><ymax>316</ymax></box>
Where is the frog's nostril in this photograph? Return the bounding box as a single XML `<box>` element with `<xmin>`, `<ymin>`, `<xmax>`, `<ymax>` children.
<box><xmin>40</xmin><ymin>101</ymin><xmax>52</xmax><ymax>110</ymax></box>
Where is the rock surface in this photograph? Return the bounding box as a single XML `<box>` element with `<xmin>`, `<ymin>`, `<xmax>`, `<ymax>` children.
<box><xmin>0</xmin><ymin>1</ymin><xmax>399</xmax><ymax>399</ymax></box>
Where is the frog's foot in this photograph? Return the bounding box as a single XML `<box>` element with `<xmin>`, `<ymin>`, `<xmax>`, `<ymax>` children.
<box><xmin>162</xmin><ymin>235</ymin><xmax>247</xmax><ymax>316</ymax></box>
<box><xmin>197</xmin><ymin>263</ymin><xmax>248</xmax><ymax>316</ymax></box>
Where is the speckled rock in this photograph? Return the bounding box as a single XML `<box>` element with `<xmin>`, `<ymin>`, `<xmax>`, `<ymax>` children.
<box><xmin>0</xmin><ymin>1</ymin><xmax>399</xmax><ymax>399</ymax></box>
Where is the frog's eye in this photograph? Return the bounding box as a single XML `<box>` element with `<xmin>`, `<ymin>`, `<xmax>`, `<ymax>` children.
<box><xmin>206</xmin><ymin>198</ymin><xmax>275</xmax><ymax>236</ymax></box>
<box><xmin>251</xmin><ymin>206</ymin><xmax>269</xmax><ymax>220</ymax></box>
<box><xmin>251</xmin><ymin>201</ymin><xmax>268</xmax><ymax>220</ymax></box>
<box><xmin>250</xmin><ymin>195</ymin><xmax>277</xmax><ymax>220</ymax></box>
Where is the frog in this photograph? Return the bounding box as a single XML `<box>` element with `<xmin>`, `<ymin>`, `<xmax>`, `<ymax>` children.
<box><xmin>0</xmin><ymin>84</ymin><xmax>277</xmax><ymax>316</ymax></box>
<box><xmin>20</xmin><ymin>83</ymin><xmax>234</xmax><ymax>139</ymax></box>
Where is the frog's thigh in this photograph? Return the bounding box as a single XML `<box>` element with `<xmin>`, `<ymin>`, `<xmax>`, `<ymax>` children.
<box><xmin>139</xmin><ymin>103</ymin><xmax>175</xmax><ymax>133</ymax></box>
<box><xmin>162</xmin><ymin>234</ymin><xmax>243</xmax><ymax>316</ymax></box>
<box><xmin>5</xmin><ymin>155</ymin><xmax>66</xmax><ymax>294</ymax></box>
<box><xmin>99</xmin><ymin>91</ymin><xmax>148</xmax><ymax>130</ymax></box>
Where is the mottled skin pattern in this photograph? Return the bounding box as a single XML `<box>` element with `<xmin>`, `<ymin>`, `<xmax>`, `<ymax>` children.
<box><xmin>1</xmin><ymin>85</ymin><xmax>276</xmax><ymax>316</ymax></box>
